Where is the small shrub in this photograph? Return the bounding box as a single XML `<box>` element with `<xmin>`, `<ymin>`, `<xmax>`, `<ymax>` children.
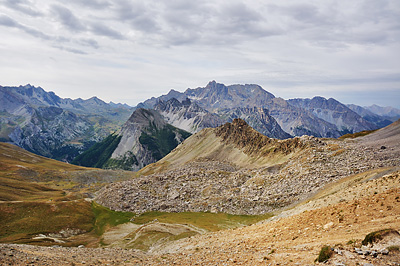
<box><xmin>316</xmin><ymin>245</ymin><xmax>333</xmax><ymax>262</ymax></box>
<box><xmin>362</xmin><ymin>229</ymin><xmax>394</xmax><ymax>246</ymax></box>
<box><xmin>347</xmin><ymin>239</ymin><xmax>356</xmax><ymax>245</ymax></box>
<box><xmin>388</xmin><ymin>246</ymin><xmax>399</xmax><ymax>252</ymax></box>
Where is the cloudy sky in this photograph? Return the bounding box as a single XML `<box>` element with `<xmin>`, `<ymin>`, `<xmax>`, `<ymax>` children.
<box><xmin>1</xmin><ymin>0</ymin><xmax>399</xmax><ymax>108</ymax></box>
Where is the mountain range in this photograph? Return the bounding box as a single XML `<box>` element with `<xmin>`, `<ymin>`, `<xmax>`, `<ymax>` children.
<box><xmin>139</xmin><ymin>81</ymin><xmax>396</xmax><ymax>138</ymax></box>
<box><xmin>1</xmin><ymin>81</ymin><xmax>399</xmax><ymax>171</ymax></box>
<box><xmin>0</xmin><ymin>84</ymin><xmax>133</xmax><ymax>162</ymax></box>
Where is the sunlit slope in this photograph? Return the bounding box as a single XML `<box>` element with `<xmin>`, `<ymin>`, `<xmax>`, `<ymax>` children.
<box><xmin>0</xmin><ymin>142</ymin><xmax>87</xmax><ymax>201</ymax></box>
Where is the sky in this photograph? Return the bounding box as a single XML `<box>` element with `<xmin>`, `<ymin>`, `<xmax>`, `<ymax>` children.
<box><xmin>1</xmin><ymin>0</ymin><xmax>399</xmax><ymax>108</ymax></box>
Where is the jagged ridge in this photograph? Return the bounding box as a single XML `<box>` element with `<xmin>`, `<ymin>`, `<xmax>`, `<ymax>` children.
<box><xmin>215</xmin><ymin>119</ymin><xmax>303</xmax><ymax>156</ymax></box>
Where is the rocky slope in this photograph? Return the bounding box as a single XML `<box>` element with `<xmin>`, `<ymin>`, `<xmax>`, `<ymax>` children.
<box><xmin>96</xmin><ymin>119</ymin><xmax>400</xmax><ymax>216</ymax></box>
<box><xmin>154</xmin><ymin>98</ymin><xmax>224</xmax><ymax>133</ymax></box>
<box><xmin>0</xmin><ymin>85</ymin><xmax>133</xmax><ymax>161</ymax></box>
<box><xmin>155</xmin><ymin>97</ymin><xmax>291</xmax><ymax>139</ymax></box>
<box><xmin>73</xmin><ymin>108</ymin><xmax>191</xmax><ymax>171</ymax></box>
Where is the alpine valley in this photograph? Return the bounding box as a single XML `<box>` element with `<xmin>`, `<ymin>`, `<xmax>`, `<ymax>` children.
<box><xmin>1</xmin><ymin>81</ymin><xmax>400</xmax><ymax>265</ymax></box>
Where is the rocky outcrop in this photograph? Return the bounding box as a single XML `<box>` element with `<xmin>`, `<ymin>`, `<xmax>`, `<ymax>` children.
<box><xmin>215</xmin><ymin>119</ymin><xmax>303</xmax><ymax>156</ymax></box>
<box><xmin>217</xmin><ymin>107</ymin><xmax>292</xmax><ymax>139</ymax></box>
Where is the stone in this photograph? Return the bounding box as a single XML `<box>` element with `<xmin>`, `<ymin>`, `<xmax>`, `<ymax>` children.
<box><xmin>323</xmin><ymin>222</ymin><xmax>334</xmax><ymax>230</ymax></box>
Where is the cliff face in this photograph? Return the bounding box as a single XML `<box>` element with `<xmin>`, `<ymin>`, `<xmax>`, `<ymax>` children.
<box><xmin>9</xmin><ymin>107</ymin><xmax>93</xmax><ymax>162</ymax></box>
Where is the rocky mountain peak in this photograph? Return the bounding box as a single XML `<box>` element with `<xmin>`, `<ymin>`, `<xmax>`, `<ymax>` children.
<box><xmin>127</xmin><ymin>108</ymin><xmax>166</xmax><ymax>130</ymax></box>
<box><xmin>181</xmin><ymin>98</ymin><xmax>191</xmax><ymax>106</ymax></box>
<box><xmin>215</xmin><ymin>118</ymin><xmax>304</xmax><ymax>156</ymax></box>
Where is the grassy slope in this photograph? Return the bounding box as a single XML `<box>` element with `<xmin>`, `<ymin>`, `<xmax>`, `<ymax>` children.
<box><xmin>0</xmin><ymin>142</ymin><xmax>135</xmax><ymax>246</ymax></box>
<box><xmin>1</xmin><ymin>142</ymin><xmax>271</xmax><ymax>249</ymax></box>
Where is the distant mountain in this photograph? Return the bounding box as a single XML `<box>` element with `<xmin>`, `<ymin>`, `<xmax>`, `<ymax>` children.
<box><xmin>347</xmin><ymin>104</ymin><xmax>393</xmax><ymax>128</ymax></box>
<box><xmin>288</xmin><ymin>97</ymin><xmax>378</xmax><ymax>134</ymax></box>
<box><xmin>0</xmin><ymin>84</ymin><xmax>133</xmax><ymax>161</ymax></box>
<box><xmin>73</xmin><ymin>108</ymin><xmax>191</xmax><ymax>171</ymax></box>
<box><xmin>139</xmin><ymin>81</ymin><xmax>348</xmax><ymax>138</ymax></box>
<box><xmin>141</xmin><ymin>81</ymin><xmax>275</xmax><ymax>111</ymax></box>
<box><xmin>154</xmin><ymin>98</ymin><xmax>225</xmax><ymax>133</ymax></box>
<box><xmin>365</xmin><ymin>104</ymin><xmax>400</xmax><ymax>118</ymax></box>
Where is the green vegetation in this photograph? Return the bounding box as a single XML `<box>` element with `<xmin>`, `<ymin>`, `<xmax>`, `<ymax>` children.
<box><xmin>0</xmin><ymin>200</ymin><xmax>94</xmax><ymax>246</ymax></box>
<box><xmin>91</xmin><ymin>202</ymin><xmax>135</xmax><ymax>236</ymax></box>
<box><xmin>72</xmin><ymin>133</ymin><xmax>122</xmax><ymax>168</ymax></box>
<box><xmin>362</xmin><ymin>228</ymin><xmax>394</xmax><ymax>246</ymax></box>
<box><xmin>139</xmin><ymin>123</ymin><xmax>191</xmax><ymax>161</ymax></box>
<box><xmin>339</xmin><ymin>129</ymin><xmax>377</xmax><ymax>139</ymax></box>
<box><xmin>103</xmin><ymin>151</ymin><xmax>138</xmax><ymax>170</ymax></box>
<box><xmin>316</xmin><ymin>245</ymin><xmax>333</xmax><ymax>262</ymax></box>
<box><xmin>132</xmin><ymin>211</ymin><xmax>273</xmax><ymax>231</ymax></box>
<box><xmin>0</xmin><ymin>176</ymin><xmax>63</xmax><ymax>201</ymax></box>
<box><xmin>388</xmin><ymin>245</ymin><xmax>400</xmax><ymax>252</ymax></box>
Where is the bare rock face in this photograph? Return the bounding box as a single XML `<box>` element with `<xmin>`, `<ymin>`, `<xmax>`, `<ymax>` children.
<box><xmin>154</xmin><ymin>98</ymin><xmax>224</xmax><ymax>133</ymax></box>
<box><xmin>139</xmin><ymin>81</ymin><xmax>360</xmax><ymax>138</ymax></box>
<box><xmin>288</xmin><ymin>97</ymin><xmax>378</xmax><ymax>134</ymax></box>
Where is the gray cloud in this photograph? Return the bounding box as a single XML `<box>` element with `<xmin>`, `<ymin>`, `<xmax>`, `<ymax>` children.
<box><xmin>52</xmin><ymin>44</ymin><xmax>87</xmax><ymax>55</ymax></box>
<box><xmin>114</xmin><ymin>0</ymin><xmax>160</xmax><ymax>34</ymax></box>
<box><xmin>51</xmin><ymin>4</ymin><xmax>86</xmax><ymax>32</ymax></box>
<box><xmin>2</xmin><ymin>0</ymin><xmax>42</xmax><ymax>17</ymax></box>
<box><xmin>89</xmin><ymin>23</ymin><xmax>125</xmax><ymax>40</ymax></box>
<box><xmin>79</xmin><ymin>38</ymin><xmax>100</xmax><ymax>49</ymax></box>
<box><xmin>62</xmin><ymin>0</ymin><xmax>111</xmax><ymax>9</ymax></box>
<box><xmin>0</xmin><ymin>14</ymin><xmax>50</xmax><ymax>40</ymax></box>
